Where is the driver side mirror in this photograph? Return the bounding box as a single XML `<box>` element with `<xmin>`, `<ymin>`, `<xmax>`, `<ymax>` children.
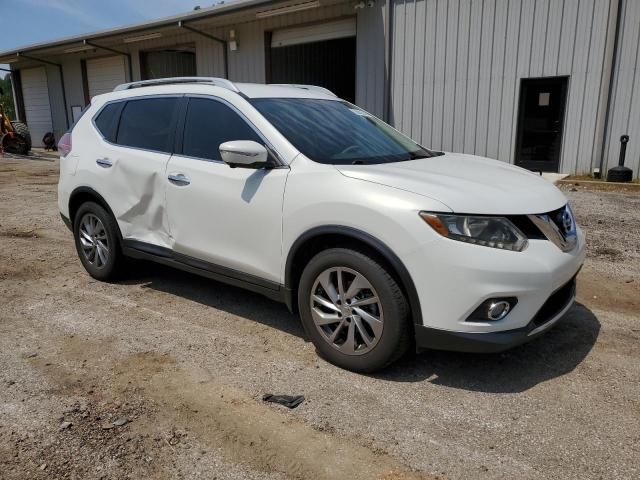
<box><xmin>219</xmin><ymin>140</ymin><xmax>269</xmax><ymax>169</ymax></box>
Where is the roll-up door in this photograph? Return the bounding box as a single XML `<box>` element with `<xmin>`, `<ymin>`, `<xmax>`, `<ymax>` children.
<box><xmin>21</xmin><ymin>66</ymin><xmax>53</xmax><ymax>147</ymax></box>
<box><xmin>269</xmin><ymin>18</ymin><xmax>357</xmax><ymax>102</ymax></box>
<box><xmin>87</xmin><ymin>56</ymin><xmax>126</xmax><ymax>97</ymax></box>
<box><xmin>271</xmin><ymin>18</ymin><xmax>356</xmax><ymax>47</ymax></box>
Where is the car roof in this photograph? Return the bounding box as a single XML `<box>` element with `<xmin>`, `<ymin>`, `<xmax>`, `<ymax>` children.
<box><xmin>95</xmin><ymin>77</ymin><xmax>339</xmax><ymax>104</ymax></box>
<box><xmin>235</xmin><ymin>83</ymin><xmax>337</xmax><ymax>100</ymax></box>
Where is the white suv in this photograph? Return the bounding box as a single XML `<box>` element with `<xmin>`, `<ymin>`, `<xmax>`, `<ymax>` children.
<box><xmin>58</xmin><ymin>77</ymin><xmax>586</xmax><ymax>372</ymax></box>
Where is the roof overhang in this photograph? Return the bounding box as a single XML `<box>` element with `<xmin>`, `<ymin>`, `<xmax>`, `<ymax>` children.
<box><xmin>0</xmin><ymin>0</ymin><xmax>332</xmax><ymax>64</ymax></box>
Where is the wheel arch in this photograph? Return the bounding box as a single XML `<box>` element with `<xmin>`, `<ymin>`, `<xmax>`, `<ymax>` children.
<box><xmin>284</xmin><ymin>225</ymin><xmax>423</xmax><ymax>326</ymax></box>
<box><xmin>68</xmin><ymin>187</ymin><xmax>122</xmax><ymax>240</ymax></box>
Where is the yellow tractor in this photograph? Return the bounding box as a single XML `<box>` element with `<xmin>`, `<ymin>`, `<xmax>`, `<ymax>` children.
<box><xmin>0</xmin><ymin>86</ymin><xmax>31</xmax><ymax>155</ymax></box>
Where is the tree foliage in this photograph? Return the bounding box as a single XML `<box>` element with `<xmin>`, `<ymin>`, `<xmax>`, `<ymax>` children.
<box><xmin>0</xmin><ymin>75</ymin><xmax>16</xmax><ymax>120</ymax></box>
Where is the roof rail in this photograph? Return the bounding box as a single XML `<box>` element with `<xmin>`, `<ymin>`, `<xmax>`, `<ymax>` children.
<box><xmin>113</xmin><ymin>76</ymin><xmax>240</xmax><ymax>93</ymax></box>
<box><xmin>270</xmin><ymin>84</ymin><xmax>337</xmax><ymax>97</ymax></box>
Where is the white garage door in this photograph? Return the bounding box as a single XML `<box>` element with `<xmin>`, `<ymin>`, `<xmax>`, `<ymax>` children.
<box><xmin>87</xmin><ymin>56</ymin><xmax>126</xmax><ymax>98</ymax></box>
<box><xmin>271</xmin><ymin>18</ymin><xmax>356</xmax><ymax>48</ymax></box>
<box><xmin>21</xmin><ymin>67</ymin><xmax>53</xmax><ymax>147</ymax></box>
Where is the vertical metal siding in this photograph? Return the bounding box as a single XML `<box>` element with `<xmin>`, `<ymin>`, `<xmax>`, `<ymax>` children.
<box><xmin>442</xmin><ymin>0</ymin><xmax>458</xmax><ymax>151</ymax></box>
<box><xmin>498</xmin><ymin>0</ymin><xmax>521</xmax><ymax>162</ymax></box>
<box><xmin>463</xmin><ymin>0</ymin><xmax>482</xmax><ymax>154</ymax></box>
<box><xmin>62</xmin><ymin>58</ymin><xmax>86</xmax><ymax>118</ymax></box>
<box><xmin>452</xmin><ymin>0</ymin><xmax>470</xmax><ymax>153</ymax></box>
<box><xmin>486</xmin><ymin>0</ymin><xmax>507</xmax><ymax>160</ymax></box>
<box><xmin>44</xmin><ymin>65</ymin><xmax>67</xmax><ymax>140</ymax></box>
<box><xmin>604</xmin><ymin>0</ymin><xmax>640</xmax><ymax>177</ymax></box>
<box><xmin>356</xmin><ymin>0</ymin><xmax>386</xmax><ymax>118</ymax></box>
<box><xmin>390</xmin><ymin>0</ymin><xmax>616</xmax><ymax>174</ymax></box>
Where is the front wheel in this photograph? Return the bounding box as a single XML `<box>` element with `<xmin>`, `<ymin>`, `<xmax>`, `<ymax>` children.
<box><xmin>298</xmin><ymin>248</ymin><xmax>411</xmax><ymax>372</ymax></box>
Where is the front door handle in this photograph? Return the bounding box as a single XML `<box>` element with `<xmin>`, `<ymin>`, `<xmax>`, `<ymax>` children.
<box><xmin>168</xmin><ymin>173</ymin><xmax>190</xmax><ymax>186</ymax></box>
<box><xmin>96</xmin><ymin>158</ymin><xmax>112</xmax><ymax>168</ymax></box>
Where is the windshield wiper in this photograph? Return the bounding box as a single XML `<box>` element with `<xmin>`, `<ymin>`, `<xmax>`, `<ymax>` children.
<box><xmin>407</xmin><ymin>151</ymin><xmax>430</xmax><ymax>160</ymax></box>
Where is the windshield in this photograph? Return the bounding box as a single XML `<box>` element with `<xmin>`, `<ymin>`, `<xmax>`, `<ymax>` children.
<box><xmin>251</xmin><ymin>98</ymin><xmax>441</xmax><ymax>165</ymax></box>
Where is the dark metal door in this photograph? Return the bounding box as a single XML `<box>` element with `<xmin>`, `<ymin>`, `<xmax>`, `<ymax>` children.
<box><xmin>141</xmin><ymin>48</ymin><xmax>196</xmax><ymax>80</ymax></box>
<box><xmin>515</xmin><ymin>77</ymin><xmax>568</xmax><ymax>172</ymax></box>
<box><xmin>267</xmin><ymin>37</ymin><xmax>356</xmax><ymax>103</ymax></box>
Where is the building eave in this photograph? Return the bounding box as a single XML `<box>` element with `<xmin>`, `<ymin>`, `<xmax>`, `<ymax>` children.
<box><xmin>0</xmin><ymin>0</ymin><xmax>281</xmax><ymax>62</ymax></box>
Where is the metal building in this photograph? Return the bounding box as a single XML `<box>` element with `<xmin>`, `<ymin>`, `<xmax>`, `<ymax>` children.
<box><xmin>1</xmin><ymin>0</ymin><xmax>638</xmax><ymax>177</ymax></box>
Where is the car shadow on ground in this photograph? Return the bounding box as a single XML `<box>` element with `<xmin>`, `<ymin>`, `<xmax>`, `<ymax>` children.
<box><xmin>122</xmin><ymin>260</ymin><xmax>306</xmax><ymax>339</ymax></box>
<box><xmin>375</xmin><ymin>303</ymin><xmax>601</xmax><ymax>393</ymax></box>
<box><xmin>123</xmin><ymin>260</ymin><xmax>600</xmax><ymax>394</ymax></box>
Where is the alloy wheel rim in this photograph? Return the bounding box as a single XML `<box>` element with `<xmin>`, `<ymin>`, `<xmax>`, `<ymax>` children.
<box><xmin>79</xmin><ymin>213</ymin><xmax>109</xmax><ymax>269</ymax></box>
<box><xmin>310</xmin><ymin>267</ymin><xmax>383</xmax><ymax>355</ymax></box>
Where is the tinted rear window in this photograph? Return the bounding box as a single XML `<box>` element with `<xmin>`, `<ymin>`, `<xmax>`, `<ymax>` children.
<box><xmin>94</xmin><ymin>103</ymin><xmax>120</xmax><ymax>142</ymax></box>
<box><xmin>182</xmin><ymin>98</ymin><xmax>262</xmax><ymax>161</ymax></box>
<box><xmin>116</xmin><ymin>98</ymin><xmax>178</xmax><ymax>152</ymax></box>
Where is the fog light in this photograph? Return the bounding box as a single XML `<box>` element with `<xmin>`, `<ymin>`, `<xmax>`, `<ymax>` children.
<box><xmin>466</xmin><ymin>297</ymin><xmax>518</xmax><ymax>322</ymax></box>
<box><xmin>487</xmin><ymin>301</ymin><xmax>511</xmax><ymax>320</ymax></box>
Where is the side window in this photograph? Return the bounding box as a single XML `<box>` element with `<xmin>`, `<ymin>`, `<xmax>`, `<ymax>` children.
<box><xmin>93</xmin><ymin>103</ymin><xmax>121</xmax><ymax>142</ymax></box>
<box><xmin>116</xmin><ymin>98</ymin><xmax>178</xmax><ymax>152</ymax></box>
<box><xmin>182</xmin><ymin>98</ymin><xmax>262</xmax><ymax>161</ymax></box>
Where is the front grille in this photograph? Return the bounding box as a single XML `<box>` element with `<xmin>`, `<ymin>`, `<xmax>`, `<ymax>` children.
<box><xmin>506</xmin><ymin>215</ymin><xmax>546</xmax><ymax>240</ymax></box>
<box><xmin>531</xmin><ymin>276</ymin><xmax>577</xmax><ymax>327</ymax></box>
<box><xmin>546</xmin><ymin>206</ymin><xmax>568</xmax><ymax>232</ymax></box>
<box><xmin>527</xmin><ymin>204</ymin><xmax>578</xmax><ymax>252</ymax></box>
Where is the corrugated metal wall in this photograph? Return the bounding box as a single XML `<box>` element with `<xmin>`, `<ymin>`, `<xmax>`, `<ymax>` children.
<box><xmin>389</xmin><ymin>0</ymin><xmax>617</xmax><ymax>174</ymax></box>
<box><xmin>123</xmin><ymin>1</ymin><xmax>384</xmax><ymax>114</ymax></box>
<box><xmin>122</xmin><ymin>3</ymin><xmax>371</xmax><ymax>84</ymax></box>
<box><xmin>603</xmin><ymin>0</ymin><xmax>640</xmax><ymax>178</ymax></box>
<box><xmin>51</xmin><ymin>1</ymin><xmax>365</xmax><ymax>136</ymax></box>
<box><xmin>356</xmin><ymin>1</ymin><xmax>387</xmax><ymax>118</ymax></box>
<box><xmin>18</xmin><ymin>0</ymin><xmax>640</xmax><ymax>177</ymax></box>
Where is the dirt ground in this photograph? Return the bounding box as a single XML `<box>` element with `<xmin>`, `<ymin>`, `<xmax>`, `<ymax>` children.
<box><xmin>0</xmin><ymin>156</ymin><xmax>638</xmax><ymax>480</ymax></box>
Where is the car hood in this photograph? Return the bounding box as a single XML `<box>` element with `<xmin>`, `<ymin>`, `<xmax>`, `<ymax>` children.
<box><xmin>334</xmin><ymin>153</ymin><xmax>567</xmax><ymax>215</ymax></box>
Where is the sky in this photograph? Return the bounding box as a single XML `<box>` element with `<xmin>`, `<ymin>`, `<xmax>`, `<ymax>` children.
<box><xmin>0</xmin><ymin>0</ymin><xmax>211</xmax><ymax>76</ymax></box>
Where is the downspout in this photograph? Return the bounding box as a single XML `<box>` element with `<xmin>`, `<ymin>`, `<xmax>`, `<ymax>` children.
<box><xmin>383</xmin><ymin>0</ymin><xmax>393</xmax><ymax>123</ymax></box>
<box><xmin>83</xmin><ymin>40</ymin><xmax>134</xmax><ymax>81</ymax></box>
<box><xmin>598</xmin><ymin>0</ymin><xmax>624</xmax><ymax>176</ymax></box>
<box><xmin>178</xmin><ymin>21</ymin><xmax>229</xmax><ymax>79</ymax></box>
<box><xmin>16</xmin><ymin>52</ymin><xmax>70</xmax><ymax>129</ymax></box>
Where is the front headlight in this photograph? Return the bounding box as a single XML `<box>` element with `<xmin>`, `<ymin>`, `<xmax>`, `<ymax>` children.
<box><xmin>419</xmin><ymin>212</ymin><xmax>529</xmax><ymax>252</ymax></box>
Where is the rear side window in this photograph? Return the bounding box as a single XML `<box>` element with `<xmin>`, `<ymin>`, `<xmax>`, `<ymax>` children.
<box><xmin>93</xmin><ymin>103</ymin><xmax>121</xmax><ymax>142</ymax></box>
<box><xmin>181</xmin><ymin>98</ymin><xmax>262</xmax><ymax>161</ymax></box>
<box><xmin>116</xmin><ymin>98</ymin><xmax>179</xmax><ymax>152</ymax></box>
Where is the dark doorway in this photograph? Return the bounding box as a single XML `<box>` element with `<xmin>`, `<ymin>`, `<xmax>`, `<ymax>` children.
<box><xmin>515</xmin><ymin>77</ymin><xmax>568</xmax><ymax>172</ymax></box>
<box><xmin>267</xmin><ymin>36</ymin><xmax>356</xmax><ymax>103</ymax></box>
<box><xmin>140</xmin><ymin>46</ymin><xmax>196</xmax><ymax>80</ymax></box>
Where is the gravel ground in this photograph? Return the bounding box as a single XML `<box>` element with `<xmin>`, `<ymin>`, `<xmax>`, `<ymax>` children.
<box><xmin>1</xmin><ymin>157</ymin><xmax>639</xmax><ymax>479</ymax></box>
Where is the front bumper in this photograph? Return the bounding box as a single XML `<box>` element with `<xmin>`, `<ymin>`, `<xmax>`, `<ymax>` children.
<box><xmin>414</xmin><ymin>274</ymin><xmax>578</xmax><ymax>353</ymax></box>
<box><xmin>404</xmin><ymin>223</ymin><xmax>585</xmax><ymax>352</ymax></box>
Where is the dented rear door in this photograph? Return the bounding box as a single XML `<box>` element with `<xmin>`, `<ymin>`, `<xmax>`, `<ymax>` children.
<box><xmin>90</xmin><ymin>96</ymin><xmax>180</xmax><ymax>249</ymax></box>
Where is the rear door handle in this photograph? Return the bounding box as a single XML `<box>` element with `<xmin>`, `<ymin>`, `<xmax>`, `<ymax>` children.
<box><xmin>96</xmin><ymin>158</ymin><xmax>112</xmax><ymax>168</ymax></box>
<box><xmin>168</xmin><ymin>173</ymin><xmax>190</xmax><ymax>186</ymax></box>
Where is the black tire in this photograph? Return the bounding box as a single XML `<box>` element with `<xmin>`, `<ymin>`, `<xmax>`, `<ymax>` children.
<box><xmin>73</xmin><ymin>202</ymin><xmax>123</xmax><ymax>281</ymax></box>
<box><xmin>2</xmin><ymin>135</ymin><xmax>29</xmax><ymax>155</ymax></box>
<box><xmin>10</xmin><ymin>121</ymin><xmax>31</xmax><ymax>151</ymax></box>
<box><xmin>298</xmin><ymin>248</ymin><xmax>411</xmax><ymax>372</ymax></box>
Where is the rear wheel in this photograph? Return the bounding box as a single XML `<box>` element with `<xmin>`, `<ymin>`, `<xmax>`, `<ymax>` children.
<box><xmin>298</xmin><ymin>248</ymin><xmax>410</xmax><ymax>372</ymax></box>
<box><xmin>10</xmin><ymin>121</ymin><xmax>31</xmax><ymax>152</ymax></box>
<box><xmin>73</xmin><ymin>202</ymin><xmax>123</xmax><ymax>281</ymax></box>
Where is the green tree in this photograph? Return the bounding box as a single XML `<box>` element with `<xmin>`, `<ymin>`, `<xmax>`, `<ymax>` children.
<box><xmin>0</xmin><ymin>74</ymin><xmax>16</xmax><ymax>120</ymax></box>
